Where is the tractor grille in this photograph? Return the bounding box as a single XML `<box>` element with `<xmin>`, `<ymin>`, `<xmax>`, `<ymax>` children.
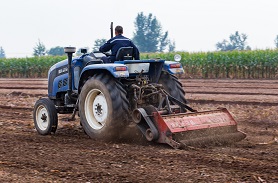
<box><xmin>63</xmin><ymin>78</ymin><xmax>68</xmax><ymax>86</ymax></box>
<box><xmin>58</xmin><ymin>78</ymin><xmax>68</xmax><ymax>89</ymax></box>
<box><xmin>58</xmin><ymin>80</ymin><xmax>63</xmax><ymax>89</ymax></box>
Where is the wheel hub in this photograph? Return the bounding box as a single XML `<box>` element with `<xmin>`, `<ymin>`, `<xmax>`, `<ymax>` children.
<box><xmin>95</xmin><ymin>103</ymin><xmax>103</xmax><ymax>115</ymax></box>
<box><xmin>85</xmin><ymin>89</ymin><xmax>109</xmax><ymax>130</ymax></box>
<box><xmin>92</xmin><ymin>94</ymin><xmax>108</xmax><ymax>123</ymax></box>
<box><xmin>41</xmin><ymin>113</ymin><xmax>47</xmax><ymax>122</ymax></box>
<box><xmin>36</xmin><ymin>106</ymin><xmax>49</xmax><ymax>130</ymax></box>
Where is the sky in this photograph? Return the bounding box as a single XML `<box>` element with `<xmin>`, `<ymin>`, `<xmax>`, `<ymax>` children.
<box><xmin>0</xmin><ymin>0</ymin><xmax>278</xmax><ymax>58</ymax></box>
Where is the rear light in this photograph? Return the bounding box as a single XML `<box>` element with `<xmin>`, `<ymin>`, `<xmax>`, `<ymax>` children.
<box><xmin>115</xmin><ymin>66</ymin><xmax>127</xmax><ymax>71</ymax></box>
<box><xmin>169</xmin><ymin>63</ymin><xmax>181</xmax><ymax>68</ymax></box>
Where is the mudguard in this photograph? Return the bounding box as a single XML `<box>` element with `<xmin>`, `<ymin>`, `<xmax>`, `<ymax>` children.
<box><xmin>163</xmin><ymin>61</ymin><xmax>184</xmax><ymax>75</ymax></box>
<box><xmin>80</xmin><ymin>63</ymin><xmax>129</xmax><ymax>78</ymax></box>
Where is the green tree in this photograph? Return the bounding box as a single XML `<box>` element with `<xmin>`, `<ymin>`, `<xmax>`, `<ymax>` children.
<box><xmin>0</xmin><ymin>46</ymin><xmax>5</xmax><ymax>58</ymax></box>
<box><xmin>132</xmin><ymin>12</ymin><xmax>169</xmax><ymax>53</ymax></box>
<box><xmin>93</xmin><ymin>39</ymin><xmax>107</xmax><ymax>51</ymax></box>
<box><xmin>275</xmin><ymin>35</ymin><xmax>278</xmax><ymax>48</ymax></box>
<box><xmin>33</xmin><ymin>39</ymin><xmax>46</xmax><ymax>56</ymax></box>
<box><xmin>47</xmin><ymin>46</ymin><xmax>65</xmax><ymax>56</ymax></box>
<box><xmin>168</xmin><ymin>40</ymin><xmax>176</xmax><ymax>52</ymax></box>
<box><xmin>216</xmin><ymin>31</ymin><xmax>251</xmax><ymax>51</ymax></box>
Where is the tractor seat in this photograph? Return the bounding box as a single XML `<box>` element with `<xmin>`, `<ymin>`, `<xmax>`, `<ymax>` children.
<box><xmin>115</xmin><ymin>47</ymin><xmax>134</xmax><ymax>61</ymax></box>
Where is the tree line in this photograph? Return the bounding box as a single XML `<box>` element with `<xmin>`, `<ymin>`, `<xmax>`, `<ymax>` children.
<box><xmin>1</xmin><ymin>12</ymin><xmax>278</xmax><ymax>58</ymax></box>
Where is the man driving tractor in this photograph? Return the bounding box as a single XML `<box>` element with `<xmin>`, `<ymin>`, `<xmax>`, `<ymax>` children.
<box><xmin>99</xmin><ymin>25</ymin><xmax>140</xmax><ymax>63</ymax></box>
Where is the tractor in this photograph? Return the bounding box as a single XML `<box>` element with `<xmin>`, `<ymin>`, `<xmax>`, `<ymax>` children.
<box><xmin>33</xmin><ymin>27</ymin><xmax>246</xmax><ymax>148</ymax></box>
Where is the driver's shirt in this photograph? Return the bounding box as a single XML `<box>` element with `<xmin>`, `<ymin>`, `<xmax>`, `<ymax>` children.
<box><xmin>99</xmin><ymin>34</ymin><xmax>140</xmax><ymax>62</ymax></box>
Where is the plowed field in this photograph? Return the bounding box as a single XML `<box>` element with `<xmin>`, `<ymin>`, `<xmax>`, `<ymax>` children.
<box><xmin>0</xmin><ymin>78</ymin><xmax>277</xmax><ymax>182</ymax></box>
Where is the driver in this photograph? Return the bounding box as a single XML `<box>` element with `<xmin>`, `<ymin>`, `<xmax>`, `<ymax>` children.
<box><xmin>99</xmin><ymin>25</ymin><xmax>140</xmax><ymax>63</ymax></box>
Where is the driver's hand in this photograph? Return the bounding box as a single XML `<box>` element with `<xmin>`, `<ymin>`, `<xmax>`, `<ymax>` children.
<box><xmin>104</xmin><ymin>52</ymin><xmax>111</xmax><ymax>56</ymax></box>
<box><xmin>103</xmin><ymin>51</ymin><xmax>112</xmax><ymax>56</ymax></box>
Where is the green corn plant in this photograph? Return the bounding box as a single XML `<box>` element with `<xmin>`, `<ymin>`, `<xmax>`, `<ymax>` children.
<box><xmin>0</xmin><ymin>50</ymin><xmax>278</xmax><ymax>78</ymax></box>
<box><xmin>141</xmin><ymin>49</ymin><xmax>278</xmax><ymax>79</ymax></box>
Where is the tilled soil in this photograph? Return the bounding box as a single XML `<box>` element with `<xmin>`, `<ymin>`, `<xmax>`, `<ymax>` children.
<box><xmin>0</xmin><ymin>78</ymin><xmax>277</xmax><ymax>182</ymax></box>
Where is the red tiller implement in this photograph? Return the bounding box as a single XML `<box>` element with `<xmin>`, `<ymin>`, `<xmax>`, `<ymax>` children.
<box><xmin>133</xmin><ymin>106</ymin><xmax>246</xmax><ymax>149</ymax></box>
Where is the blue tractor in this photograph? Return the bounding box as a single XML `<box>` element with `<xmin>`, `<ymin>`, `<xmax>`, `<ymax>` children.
<box><xmin>33</xmin><ymin>47</ymin><xmax>245</xmax><ymax>148</ymax></box>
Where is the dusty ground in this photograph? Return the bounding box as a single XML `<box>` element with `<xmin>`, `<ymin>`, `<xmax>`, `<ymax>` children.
<box><xmin>0</xmin><ymin>78</ymin><xmax>277</xmax><ymax>182</ymax></box>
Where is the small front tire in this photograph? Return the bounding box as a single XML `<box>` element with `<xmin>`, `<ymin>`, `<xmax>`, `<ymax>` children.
<box><xmin>33</xmin><ymin>98</ymin><xmax>58</xmax><ymax>135</ymax></box>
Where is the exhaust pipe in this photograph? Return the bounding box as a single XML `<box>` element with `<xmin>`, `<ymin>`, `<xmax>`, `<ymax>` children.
<box><xmin>110</xmin><ymin>22</ymin><xmax>113</xmax><ymax>38</ymax></box>
<box><xmin>64</xmin><ymin>47</ymin><xmax>76</xmax><ymax>101</ymax></box>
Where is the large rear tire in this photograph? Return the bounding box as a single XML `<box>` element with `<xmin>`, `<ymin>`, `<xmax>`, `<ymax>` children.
<box><xmin>158</xmin><ymin>71</ymin><xmax>187</xmax><ymax>110</ymax></box>
<box><xmin>33</xmin><ymin>98</ymin><xmax>58</xmax><ymax>135</ymax></box>
<box><xmin>79</xmin><ymin>73</ymin><xmax>129</xmax><ymax>140</ymax></box>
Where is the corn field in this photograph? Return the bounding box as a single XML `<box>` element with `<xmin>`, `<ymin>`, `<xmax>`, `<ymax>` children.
<box><xmin>0</xmin><ymin>50</ymin><xmax>277</xmax><ymax>78</ymax></box>
<box><xmin>0</xmin><ymin>56</ymin><xmax>66</xmax><ymax>78</ymax></box>
<box><xmin>142</xmin><ymin>49</ymin><xmax>278</xmax><ymax>79</ymax></box>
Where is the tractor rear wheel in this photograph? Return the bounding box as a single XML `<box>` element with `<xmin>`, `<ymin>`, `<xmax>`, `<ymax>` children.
<box><xmin>33</xmin><ymin>98</ymin><xmax>58</xmax><ymax>135</ymax></box>
<box><xmin>158</xmin><ymin>71</ymin><xmax>187</xmax><ymax>111</ymax></box>
<box><xmin>79</xmin><ymin>73</ymin><xmax>129</xmax><ymax>140</ymax></box>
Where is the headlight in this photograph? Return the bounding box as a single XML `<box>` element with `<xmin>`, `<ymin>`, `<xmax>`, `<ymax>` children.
<box><xmin>174</xmin><ymin>54</ymin><xmax>181</xmax><ymax>62</ymax></box>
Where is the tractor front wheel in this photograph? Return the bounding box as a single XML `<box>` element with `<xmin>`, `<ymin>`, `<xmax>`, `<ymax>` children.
<box><xmin>33</xmin><ymin>98</ymin><xmax>58</xmax><ymax>135</ymax></box>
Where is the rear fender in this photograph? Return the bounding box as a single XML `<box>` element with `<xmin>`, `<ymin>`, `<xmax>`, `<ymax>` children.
<box><xmin>78</xmin><ymin>63</ymin><xmax>129</xmax><ymax>91</ymax></box>
<box><xmin>163</xmin><ymin>61</ymin><xmax>184</xmax><ymax>74</ymax></box>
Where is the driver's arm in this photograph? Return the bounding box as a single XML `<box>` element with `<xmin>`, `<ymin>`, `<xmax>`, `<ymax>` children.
<box><xmin>99</xmin><ymin>40</ymin><xmax>112</xmax><ymax>53</ymax></box>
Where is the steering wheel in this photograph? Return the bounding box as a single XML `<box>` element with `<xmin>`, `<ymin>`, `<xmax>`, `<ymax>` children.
<box><xmin>103</xmin><ymin>52</ymin><xmax>111</xmax><ymax>57</ymax></box>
